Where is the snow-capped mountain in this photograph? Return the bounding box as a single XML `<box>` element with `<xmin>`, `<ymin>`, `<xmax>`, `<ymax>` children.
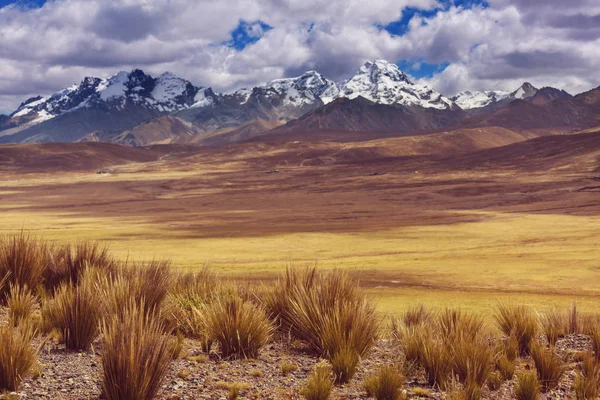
<box><xmin>337</xmin><ymin>60</ymin><xmax>456</xmax><ymax>110</ymax></box>
<box><xmin>452</xmin><ymin>83</ymin><xmax>539</xmax><ymax>110</ymax></box>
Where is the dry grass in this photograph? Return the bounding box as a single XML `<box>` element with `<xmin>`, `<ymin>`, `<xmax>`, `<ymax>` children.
<box><xmin>515</xmin><ymin>371</ymin><xmax>540</xmax><ymax>400</ymax></box>
<box><xmin>487</xmin><ymin>371</ymin><xmax>503</xmax><ymax>391</ymax></box>
<box><xmin>202</xmin><ymin>296</ymin><xmax>273</xmax><ymax>359</ymax></box>
<box><xmin>401</xmin><ymin>304</ymin><xmax>432</xmax><ymax>328</ymax></box>
<box><xmin>7</xmin><ymin>284</ymin><xmax>37</xmax><ymax>326</ymax></box>
<box><xmin>280</xmin><ymin>360</ymin><xmax>298</xmax><ymax>376</ymax></box>
<box><xmin>363</xmin><ymin>364</ymin><xmax>406</xmax><ymax>400</ymax></box>
<box><xmin>540</xmin><ymin>308</ymin><xmax>567</xmax><ymax>347</ymax></box>
<box><xmin>437</xmin><ymin>308</ymin><xmax>485</xmax><ymax>341</ymax></box>
<box><xmin>41</xmin><ymin>271</ymin><xmax>102</xmax><ymax>351</ymax></box>
<box><xmin>101</xmin><ymin>300</ymin><xmax>172</xmax><ymax>400</ymax></box>
<box><xmin>493</xmin><ymin>303</ymin><xmax>538</xmax><ymax>355</ymax></box>
<box><xmin>0</xmin><ymin>233</ymin><xmax>49</xmax><ymax>300</ymax></box>
<box><xmin>394</xmin><ymin>324</ymin><xmax>426</xmax><ymax>363</ymax></box>
<box><xmin>449</xmin><ymin>338</ymin><xmax>494</xmax><ymax>388</ymax></box>
<box><xmin>266</xmin><ymin>267</ymin><xmax>379</xmax><ymax>365</ymax></box>
<box><xmin>0</xmin><ymin>323</ymin><xmax>40</xmax><ymax>391</ymax></box>
<box><xmin>530</xmin><ymin>342</ymin><xmax>566</xmax><ymax>391</ymax></box>
<box><xmin>496</xmin><ymin>354</ymin><xmax>516</xmax><ymax>380</ymax></box>
<box><xmin>574</xmin><ymin>352</ymin><xmax>600</xmax><ymax>400</ymax></box>
<box><xmin>420</xmin><ymin>335</ymin><xmax>450</xmax><ymax>389</ymax></box>
<box><xmin>330</xmin><ymin>345</ymin><xmax>360</xmax><ymax>384</ymax></box>
<box><xmin>300</xmin><ymin>360</ymin><xmax>334</xmax><ymax>400</ymax></box>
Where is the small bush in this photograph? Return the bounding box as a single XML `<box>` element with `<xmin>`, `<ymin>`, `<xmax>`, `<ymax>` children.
<box><xmin>540</xmin><ymin>308</ymin><xmax>567</xmax><ymax>346</ymax></box>
<box><xmin>530</xmin><ymin>342</ymin><xmax>565</xmax><ymax>391</ymax></box>
<box><xmin>301</xmin><ymin>361</ymin><xmax>333</xmax><ymax>400</ymax></box>
<box><xmin>0</xmin><ymin>233</ymin><xmax>49</xmax><ymax>300</ymax></box>
<box><xmin>515</xmin><ymin>371</ymin><xmax>540</xmax><ymax>400</ymax></box>
<box><xmin>202</xmin><ymin>296</ymin><xmax>273</xmax><ymax>359</ymax></box>
<box><xmin>7</xmin><ymin>284</ymin><xmax>36</xmax><ymax>326</ymax></box>
<box><xmin>101</xmin><ymin>300</ymin><xmax>173</xmax><ymax>400</ymax></box>
<box><xmin>574</xmin><ymin>352</ymin><xmax>600</xmax><ymax>400</ymax></box>
<box><xmin>330</xmin><ymin>345</ymin><xmax>360</xmax><ymax>384</ymax></box>
<box><xmin>41</xmin><ymin>272</ymin><xmax>102</xmax><ymax>351</ymax></box>
<box><xmin>0</xmin><ymin>323</ymin><xmax>39</xmax><ymax>391</ymax></box>
<box><xmin>363</xmin><ymin>364</ymin><xmax>405</xmax><ymax>400</ymax></box>
<box><xmin>493</xmin><ymin>303</ymin><xmax>538</xmax><ymax>355</ymax></box>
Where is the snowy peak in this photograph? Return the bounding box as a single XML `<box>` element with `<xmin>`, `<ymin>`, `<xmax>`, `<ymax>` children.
<box><xmin>512</xmin><ymin>82</ymin><xmax>538</xmax><ymax>99</ymax></box>
<box><xmin>452</xmin><ymin>82</ymin><xmax>540</xmax><ymax>110</ymax></box>
<box><xmin>340</xmin><ymin>60</ymin><xmax>455</xmax><ymax>110</ymax></box>
<box><xmin>265</xmin><ymin>70</ymin><xmax>339</xmax><ymax>107</ymax></box>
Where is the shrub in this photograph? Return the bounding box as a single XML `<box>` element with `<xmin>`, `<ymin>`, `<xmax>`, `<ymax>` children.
<box><xmin>0</xmin><ymin>323</ymin><xmax>39</xmax><ymax>391</ymax></box>
<box><xmin>7</xmin><ymin>284</ymin><xmax>37</xmax><ymax>326</ymax></box>
<box><xmin>41</xmin><ymin>272</ymin><xmax>102</xmax><ymax>350</ymax></box>
<box><xmin>449</xmin><ymin>339</ymin><xmax>494</xmax><ymax>387</ymax></box>
<box><xmin>202</xmin><ymin>296</ymin><xmax>273</xmax><ymax>359</ymax></box>
<box><xmin>265</xmin><ymin>268</ymin><xmax>379</xmax><ymax>361</ymax></box>
<box><xmin>574</xmin><ymin>352</ymin><xmax>600</xmax><ymax>400</ymax></box>
<box><xmin>330</xmin><ymin>345</ymin><xmax>360</xmax><ymax>384</ymax></box>
<box><xmin>493</xmin><ymin>303</ymin><xmax>538</xmax><ymax>355</ymax></box>
<box><xmin>437</xmin><ymin>308</ymin><xmax>485</xmax><ymax>341</ymax></box>
<box><xmin>540</xmin><ymin>308</ymin><xmax>567</xmax><ymax>346</ymax></box>
<box><xmin>529</xmin><ymin>342</ymin><xmax>565</xmax><ymax>391</ymax></box>
<box><xmin>363</xmin><ymin>364</ymin><xmax>405</xmax><ymax>400</ymax></box>
<box><xmin>515</xmin><ymin>371</ymin><xmax>540</xmax><ymax>400</ymax></box>
<box><xmin>0</xmin><ymin>233</ymin><xmax>49</xmax><ymax>300</ymax></box>
<box><xmin>301</xmin><ymin>361</ymin><xmax>333</xmax><ymax>400</ymax></box>
<box><xmin>101</xmin><ymin>300</ymin><xmax>172</xmax><ymax>400</ymax></box>
<box><xmin>44</xmin><ymin>241</ymin><xmax>115</xmax><ymax>291</ymax></box>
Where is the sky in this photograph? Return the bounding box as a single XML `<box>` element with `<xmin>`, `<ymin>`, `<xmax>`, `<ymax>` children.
<box><xmin>0</xmin><ymin>0</ymin><xmax>599</xmax><ymax>114</ymax></box>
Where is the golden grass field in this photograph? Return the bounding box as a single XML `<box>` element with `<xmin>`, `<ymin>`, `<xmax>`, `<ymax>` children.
<box><xmin>2</xmin><ymin>134</ymin><xmax>600</xmax><ymax>319</ymax></box>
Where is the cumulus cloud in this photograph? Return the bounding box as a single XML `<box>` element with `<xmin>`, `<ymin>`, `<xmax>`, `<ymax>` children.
<box><xmin>0</xmin><ymin>0</ymin><xmax>599</xmax><ymax>113</ymax></box>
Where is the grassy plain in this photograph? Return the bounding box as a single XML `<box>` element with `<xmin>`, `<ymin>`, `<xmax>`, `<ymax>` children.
<box><xmin>2</xmin><ymin>137</ymin><xmax>600</xmax><ymax>318</ymax></box>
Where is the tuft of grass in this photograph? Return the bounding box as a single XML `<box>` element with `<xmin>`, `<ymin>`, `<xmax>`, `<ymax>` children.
<box><xmin>504</xmin><ymin>333</ymin><xmax>519</xmax><ymax>362</ymax></box>
<box><xmin>202</xmin><ymin>296</ymin><xmax>273</xmax><ymax>359</ymax></box>
<box><xmin>568</xmin><ymin>303</ymin><xmax>581</xmax><ymax>335</ymax></box>
<box><xmin>301</xmin><ymin>360</ymin><xmax>334</xmax><ymax>400</ymax></box>
<box><xmin>515</xmin><ymin>371</ymin><xmax>540</xmax><ymax>400</ymax></box>
<box><xmin>266</xmin><ymin>267</ymin><xmax>379</xmax><ymax>361</ymax></box>
<box><xmin>529</xmin><ymin>342</ymin><xmax>566</xmax><ymax>391</ymax></box>
<box><xmin>250</xmin><ymin>369</ymin><xmax>263</xmax><ymax>378</ymax></box>
<box><xmin>227</xmin><ymin>382</ymin><xmax>250</xmax><ymax>400</ymax></box>
<box><xmin>280</xmin><ymin>360</ymin><xmax>298</xmax><ymax>375</ymax></box>
<box><xmin>44</xmin><ymin>241</ymin><xmax>115</xmax><ymax>292</ymax></box>
<box><xmin>362</xmin><ymin>364</ymin><xmax>405</xmax><ymax>400</ymax></box>
<box><xmin>401</xmin><ymin>304</ymin><xmax>432</xmax><ymax>328</ymax></box>
<box><xmin>0</xmin><ymin>233</ymin><xmax>49</xmax><ymax>300</ymax></box>
<box><xmin>330</xmin><ymin>345</ymin><xmax>360</xmax><ymax>384</ymax></box>
<box><xmin>487</xmin><ymin>371</ymin><xmax>503</xmax><ymax>391</ymax></box>
<box><xmin>41</xmin><ymin>271</ymin><xmax>102</xmax><ymax>351</ymax></box>
<box><xmin>7</xmin><ymin>283</ymin><xmax>37</xmax><ymax>326</ymax></box>
<box><xmin>411</xmin><ymin>387</ymin><xmax>432</xmax><ymax>398</ymax></box>
<box><xmin>449</xmin><ymin>338</ymin><xmax>494</xmax><ymax>388</ymax></box>
<box><xmin>395</xmin><ymin>324</ymin><xmax>426</xmax><ymax>364</ymax></box>
<box><xmin>101</xmin><ymin>300</ymin><xmax>173</xmax><ymax>400</ymax></box>
<box><xmin>540</xmin><ymin>308</ymin><xmax>567</xmax><ymax>347</ymax></box>
<box><xmin>493</xmin><ymin>303</ymin><xmax>538</xmax><ymax>356</ymax></box>
<box><xmin>0</xmin><ymin>323</ymin><xmax>40</xmax><ymax>391</ymax></box>
<box><xmin>420</xmin><ymin>335</ymin><xmax>450</xmax><ymax>389</ymax></box>
<box><xmin>177</xmin><ymin>369</ymin><xmax>190</xmax><ymax>379</ymax></box>
<box><xmin>574</xmin><ymin>352</ymin><xmax>600</xmax><ymax>400</ymax></box>
<box><xmin>437</xmin><ymin>308</ymin><xmax>485</xmax><ymax>341</ymax></box>
<box><xmin>496</xmin><ymin>354</ymin><xmax>515</xmax><ymax>381</ymax></box>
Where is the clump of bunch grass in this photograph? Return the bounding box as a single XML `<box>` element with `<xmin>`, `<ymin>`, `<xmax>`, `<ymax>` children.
<box><xmin>0</xmin><ymin>233</ymin><xmax>49</xmax><ymax>300</ymax></box>
<box><xmin>493</xmin><ymin>303</ymin><xmax>538</xmax><ymax>355</ymax></box>
<box><xmin>394</xmin><ymin>324</ymin><xmax>426</xmax><ymax>364</ymax></box>
<box><xmin>540</xmin><ymin>308</ymin><xmax>567</xmax><ymax>347</ymax></box>
<box><xmin>495</xmin><ymin>353</ymin><xmax>516</xmax><ymax>380</ymax></box>
<box><xmin>0</xmin><ymin>323</ymin><xmax>40</xmax><ymax>391</ymax></box>
<box><xmin>420</xmin><ymin>334</ymin><xmax>451</xmax><ymax>388</ymax></box>
<box><xmin>44</xmin><ymin>241</ymin><xmax>115</xmax><ymax>292</ymax></box>
<box><xmin>266</xmin><ymin>267</ymin><xmax>379</xmax><ymax>381</ymax></box>
<box><xmin>363</xmin><ymin>364</ymin><xmax>406</xmax><ymax>400</ymax></box>
<box><xmin>7</xmin><ymin>283</ymin><xmax>37</xmax><ymax>326</ymax></box>
<box><xmin>401</xmin><ymin>304</ymin><xmax>432</xmax><ymax>328</ymax></box>
<box><xmin>301</xmin><ymin>361</ymin><xmax>334</xmax><ymax>400</ymax></box>
<box><xmin>101</xmin><ymin>300</ymin><xmax>173</xmax><ymax>400</ymax></box>
<box><xmin>202</xmin><ymin>296</ymin><xmax>273</xmax><ymax>359</ymax></box>
<box><xmin>574</xmin><ymin>351</ymin><xmax>600</xmax><ymax>400</ymax></box>
<box><xmin>449</xmin><ymin>338</ymin><xmax>494</xmax><ymax>388</ymax></box>
<box><xmin>437</xmin><ymin>308</ymin><xmax>485</xmax><ymax>341</ymax></box>
<box><xmin>280</xmin><ymin>360</ymin><xmax>298</xmax><ymax>375</ymax></box>
<box><xmin>487</xmin><ymin>371</ymin><xmax>503</xmax><ymax>391</ymax></box>
<box><xmin>529</xmin><ymin>342</ymin><xmax>566</xmax><ymax>391</ymax></box>
<box><xmin>515</xmin><ymin>371</ymin><xmax>540</xmax><ymax>400</ymax></box>
<box><xmin>41</xmin><ymin>270</ymin><xmax>102</xmax><ymax>350</ymax></box>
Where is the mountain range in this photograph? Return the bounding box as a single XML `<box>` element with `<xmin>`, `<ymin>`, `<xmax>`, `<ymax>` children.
<box><xmin>0</xmin><ymin>59</ymin><xmax>598</xmax><ymax>146</ymax></box>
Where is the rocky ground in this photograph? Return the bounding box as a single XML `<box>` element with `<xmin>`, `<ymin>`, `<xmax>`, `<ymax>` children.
<box><xmin>6</xmin><ymin>332</ymin><xmax>591</xmax><ymax>399</ymax></box>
